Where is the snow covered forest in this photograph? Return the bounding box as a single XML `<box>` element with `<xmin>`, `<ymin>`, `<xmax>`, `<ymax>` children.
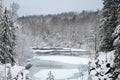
<box><xmin>0</xmin><ymin>0</ymin><xmax>120</xmax><ymax>80</ymax></box>
<box><xmin>18</xmin><ymin>11</ymin><xmax>100</xmax><ymax>52</ymax></box>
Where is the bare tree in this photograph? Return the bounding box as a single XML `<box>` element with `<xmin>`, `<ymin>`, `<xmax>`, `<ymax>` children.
<box><xmin>10</xmin><ymin>2</ymin><xmax>20</xmax><ymax>17</ymax></box>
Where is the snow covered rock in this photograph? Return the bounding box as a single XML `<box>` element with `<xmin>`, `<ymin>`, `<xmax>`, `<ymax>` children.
<box><xmin>89</xmin><ymin>51</ymin><xmax>120</xmax><ymax>80</ymax></box>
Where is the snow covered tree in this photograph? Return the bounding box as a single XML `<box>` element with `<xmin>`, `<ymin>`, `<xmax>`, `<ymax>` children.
<box><xmin>114</xmin><ymin>1</ymin><xmax>120</xmax><ymax>71</ymax></box>
<box><xmin>10</xmin><ymin>2</ymin><xmax>20</xmax><ymax>18</ymax></box>
<box><xmin>0</xmin><ymin>9</ymin><xmax>15</xmax><ymax>64</ymax></box>
<box><xmin>112</xmin><ymin>0</ymin><xmax>120</xmax><ymax>71</ymax></box>
<box><xmin>89</xmin><ymin>0</ymin><xmax>120</xmax><ymax>80</ymax></box>
<box><xmin>99</xmin><ymin>0</ymin><xmax>119</xmax><ymax>52</ymax></box>
<box><xmin>15</xmin><ymin>28</ymin><xmax>32</xmax><ymax>65</ymax></box>
<box><xmin>112</xmin><ymin>25</ymin><xmax>120</xmax><ymax>69</ymax></box>
<box><xmin>46</xmin><ymin>71</ymin><xmax>54</xmax><ymax>80</ymax></box>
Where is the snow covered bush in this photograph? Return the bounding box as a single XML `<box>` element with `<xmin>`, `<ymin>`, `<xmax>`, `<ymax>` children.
<box><xmin>0</xmin><ymin>64</ymin><xmax>29</xmax><ymax>80</ymax></box>
<box><xmin>89</xmin><ymin>51</ymin><xmax>120</xmax><ymax>80</ymax></box>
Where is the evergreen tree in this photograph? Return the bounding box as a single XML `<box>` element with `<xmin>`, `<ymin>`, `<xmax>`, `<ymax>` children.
<box><xmin>0</xmin><ymin>9</ymin><xmax>15</xmax><ymax>64</ymax></box>
<box><xmin>89</xmin><ymin>0</ymin><xmax>120</xmax><ymax>79</ymax></box>
<box><xmin>112</xmin><ymin>25</ymin><xmax>120</xmax><ymax>68</ymax></box>
<box><xmin>99</xmin><ymin>0</ymin><xmax>119</xmax><ymax>52</ymax></box>
<box><xmin>112</xmin><ymin>0</ymin><xmax>120</xmax><ymax>70</ymax></box>
<box><xmin>46</xmin><ymin>71</ymin><xmax>54</xmax><ymax>80</ymax></box>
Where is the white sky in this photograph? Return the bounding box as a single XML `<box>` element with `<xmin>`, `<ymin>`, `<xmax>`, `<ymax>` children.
<box><xmin>4</xmin><ymin>0</ymin><xmax>103</xmax><ymax>16</ymax></box>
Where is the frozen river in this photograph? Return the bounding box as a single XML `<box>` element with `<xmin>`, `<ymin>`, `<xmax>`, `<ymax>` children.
<box><xmin>27</xmin><ymin>48</ymin><xmax>90</xmax><ymax>80</ymax></box>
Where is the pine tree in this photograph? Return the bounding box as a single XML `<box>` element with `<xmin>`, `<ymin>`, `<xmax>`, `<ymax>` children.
<box><xmin>112</xmin><ymin>25</ymin><xmax>120</xmax><ymax>70</ymax></box>
<box><xmin>112</xmin><ymin>0</ymin><xmax>120</xmax><ymax>70</ymax></box>
<box><xmin>0</xmin><ymin>9</ymin><xmax>15</xmax><ymax>64</ymax></box>
<box><xmin>46</xmin><ymin>71</ymin><xmax>54</xmax><ymax>80</ymax></box>
<box><xmin>99</xmin><ymin>0</ymin><xmax>119</xmax><ymax>52</ymax></box>
<box><xmin>89</xmin><ymin>0</ymin><xmax>120</xmax><ymax>80</ymax></box>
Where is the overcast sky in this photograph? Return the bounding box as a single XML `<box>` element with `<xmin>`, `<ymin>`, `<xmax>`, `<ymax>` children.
<box><xmin>4</xmin><ymin>0</ymin><xmax>103</xmax><ymax>16</ymax></box>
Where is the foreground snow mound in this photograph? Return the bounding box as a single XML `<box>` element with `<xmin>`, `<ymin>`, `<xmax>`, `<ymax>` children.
<box><xmin>0</xmin><ymin>64</ymin><xmax>29</xmax><ymax>80</ymax></box>
<box><xmin>89</xmin><ymin>51</ymin><xmax>120</xmax><ymax>80</ymax></box>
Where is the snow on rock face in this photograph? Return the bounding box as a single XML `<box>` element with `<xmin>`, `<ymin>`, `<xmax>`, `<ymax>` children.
<box><xmin>89</xmin><ymin>51</ymin><xmax>120</xmax><ymax>80</ymax></box>
<box><xmin>0</xmin><ymin>64</ymin><xmax>29</xmax><ymax>80</ymax></box>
